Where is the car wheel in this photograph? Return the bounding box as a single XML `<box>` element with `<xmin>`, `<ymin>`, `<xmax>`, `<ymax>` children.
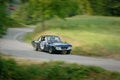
<box><xmin>35</xmin><ymin>47</ymin><xmax>38</xmax><ymax>51</ymax></box>
<box><xmin>66</xmin><ymin>50</ymin><xmax>71</xmax><ymax>54</ymax></box>
<box><xmin>49</xmin><ymin>47</ymin><xmax>54</xmax><ymax>54</ymax></box>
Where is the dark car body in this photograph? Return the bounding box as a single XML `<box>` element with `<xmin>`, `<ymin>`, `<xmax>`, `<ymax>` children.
<box><xmin>32</xmin><ymin>35</ymin><xmax>72</xmax><ymax>54</ymax></box>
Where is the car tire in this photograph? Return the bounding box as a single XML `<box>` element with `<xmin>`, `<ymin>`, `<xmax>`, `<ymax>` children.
<box><xmin>66</xmin><ymin>50</ymin><xmax>71</xmax><ymax>54</ymax></box>
<box><xmin>49</xmin><ymin>47</ymin><xmax>54</xmax><ymax>54</ymax></box>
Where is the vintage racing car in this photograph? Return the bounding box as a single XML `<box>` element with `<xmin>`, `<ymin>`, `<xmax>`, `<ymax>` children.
<box><xmin>32</xmin><ymin>35</ymin><xmax>72</xmax><ymax>54</ymax></box>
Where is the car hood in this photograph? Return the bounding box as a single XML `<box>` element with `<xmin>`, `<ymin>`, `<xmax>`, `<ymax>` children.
<box><xmin>51</xmin><ymin>42</ymin><xmax>72</xmax><ymax>47</ymax></box>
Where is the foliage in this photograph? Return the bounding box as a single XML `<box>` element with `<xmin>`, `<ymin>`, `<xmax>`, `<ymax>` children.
<box><xmin>0</xmin><ymin>0</ymin><xmax>8</xmax><ymax>37</ymax></box>
<box><xmin>0</xmin><ymin>0</ymin><xmax>23</xmax><ymax>37</ymax></box>
<box><xmin>0</xmin><ymin>57</ymin><xmax>33</xmax><ymax>80</ymax></box>
<box><xmin>11</xmin><ymin>3</ymin><xmax>31</xmax><ymax>24</ymax></box>
<box><xmin>77</xmin><ymin>0</ymin><xmax>93</xmax><ymax>15</ymax></box>
<box><xmin>87</xmin><ymin>0</ymin><xmax>106</xmax><ymax>15</ymax></box>
<box><xmin>12</xmin><ymin>0</ymin><xmax>79</xmax><ymax>29</ymax></box>
<box><xmin>11</xmin><ymin>0</ymin><xmax>120</xmax><ymax>29</ymax></box>
<box><xmin>27</xmin><ymin>0</ymin><xmax>79</xmax><ymax>19</ymax></box>
<box><xmin>12</xmin><ymin>0</ymin><xmax>120</xmax><ymax>29</ymax></box>
<box><xmin>106</xmin><ymin>0</ymin><xmax>120</xmax><ymax>16</ymax></box>
<box><xmin>0</xmin><ymin>57</ymin><xmax>120</xmax><ymax>80</ymax></box>
<box><xmin>76</xmin><ymin>0</ymin><xmax>120</xmax><ymax>16</ymax></box>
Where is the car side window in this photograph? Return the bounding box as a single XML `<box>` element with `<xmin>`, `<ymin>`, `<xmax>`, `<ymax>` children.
<box><xmin>38</xmin><ymin>37</ymin><xmax>41</xmax><ymax>41</ymax></box>
<box><xmin>41</xmin><ymin>37</ymin><xmax>45</xmax><ymax>41</ymax></box>
<box><xmin>45</xmin><ymin>37</ymin><xmax>47</xmax><ymax>42</ymax></box>
<box><xmin>47</xmin><ymin>37</ymin><xmax>50</xmax><ymax>42</ymax></box>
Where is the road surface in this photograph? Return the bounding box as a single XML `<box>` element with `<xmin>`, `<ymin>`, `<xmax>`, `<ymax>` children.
<box><xmin>0</xmin><ymin>28</ymin><xmax>120</xmax><ymax>72</ymax></box>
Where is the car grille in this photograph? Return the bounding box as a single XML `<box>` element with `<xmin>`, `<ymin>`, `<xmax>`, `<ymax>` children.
<box><xmin>61</xmin><ymin>47</ymin><xmax>68</xmax><ymax>50</ymax></box>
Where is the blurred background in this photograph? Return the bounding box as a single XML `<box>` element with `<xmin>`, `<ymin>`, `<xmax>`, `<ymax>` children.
<box><xmin>0</xmin><ymin>0</ymin><xmax>120</xmax><ymax>59</ymax></box>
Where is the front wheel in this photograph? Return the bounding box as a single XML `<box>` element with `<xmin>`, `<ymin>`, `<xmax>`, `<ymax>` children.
<box><xmin>49</xmin><ymin>47</ymin><xmax>54</xmax><ymax>54</ymax></box>
<box><xmin>66</xmin><ymin>50</ymin><xmax>71</xmax><ymax>54</ymax></box>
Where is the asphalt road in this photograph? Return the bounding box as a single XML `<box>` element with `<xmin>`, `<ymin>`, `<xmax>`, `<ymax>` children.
<box><xmin>0</xmin><ymin>28</ymin><xmax>120</xmax><ymax>72</ymax></box>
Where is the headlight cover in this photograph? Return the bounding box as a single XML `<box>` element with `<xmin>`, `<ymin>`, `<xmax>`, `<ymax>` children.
<box><xmin>55</xmin><ymin>46</ymin><xmax>72</xmax><ymax>50</ymax></box>
<box><xmin>55</xmin><ymin>47</ymin><xmax>62</xmax><ymax>50</ymax></box>
<box><xmin>67</xmin><ymin>47</ymin><xmax>72</xmax><ymax>50</ymax></box>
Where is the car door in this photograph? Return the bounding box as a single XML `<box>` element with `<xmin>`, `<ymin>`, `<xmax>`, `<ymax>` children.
<box><xmin>39</xmin><ymin>36</ymin><xmax>46</xmax><ymax>51</ymax></box>
<box><xmin>45</xmin><ymin>36</ymin><xmax>52</xmax><ymax>51</ymax></box>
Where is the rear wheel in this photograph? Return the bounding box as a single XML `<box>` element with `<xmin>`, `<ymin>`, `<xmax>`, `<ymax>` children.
<box><xmin>35</xmin><ymin>44</ymin><xmax>38</xmax><ymax>51</ymax></box>
<box><xmin>35</xmin><ymin>47</ymin><xmax>38</xmax><ymax>51</ymax></box>
<box><xmin>32</xmin><ymin>41</ymin><xmax>38</xmax><ymax>51</ymax></box>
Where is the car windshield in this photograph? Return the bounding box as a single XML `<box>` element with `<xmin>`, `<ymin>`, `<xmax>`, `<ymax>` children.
<box><xmin>47</xmin><ymin>36</ymin><xmax>61</xmax><ymax>43</ymax></box>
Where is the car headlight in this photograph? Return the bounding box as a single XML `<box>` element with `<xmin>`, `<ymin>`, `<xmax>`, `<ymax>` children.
<box><xmin>55</xmin><ymin>47</ymin><xmax>61</xmax><ymax>50</ymax></box>
<box><xmin>67</xmin><ymin>47</ymin><xmax>72</xmax><ymax>50</ymax></box>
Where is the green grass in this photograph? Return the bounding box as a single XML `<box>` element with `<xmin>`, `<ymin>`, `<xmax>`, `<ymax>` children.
<box><xmin>0</xmin><ymin>56</ymin><xmax>120</xmax><ymax>80</ymax></box>
<box><xmin>24</xmin><ymin>15</ymin><xmax>120</xmax><ymax>59</ymax></box>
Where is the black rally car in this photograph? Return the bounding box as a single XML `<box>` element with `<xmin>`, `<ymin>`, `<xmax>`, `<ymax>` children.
<box><xmin>32</xmin><ymin>35</ymin><xmax>72</xmax><ymax>54</ymax></box>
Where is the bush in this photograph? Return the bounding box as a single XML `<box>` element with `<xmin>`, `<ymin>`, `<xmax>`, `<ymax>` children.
<box><xmin>0</xmin><ymin>57</ymin><xmax>120</xmax><ymax>80</ymax></box>
<box><xmin>0</xmin><ymin>24</ymin><xmax>7</xmax><ymax>38</ymax></box>
<box><xmin>0</xmin><ymin>58</ymin><xmax>17</xmax><ymax>79</ymax></box>
<box><xmin>0</xmin><ymin>57</ymin><xmax>33</xmax><ymax>80</ymax></box>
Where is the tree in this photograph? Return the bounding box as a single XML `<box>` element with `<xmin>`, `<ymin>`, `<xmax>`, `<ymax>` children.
<box><xmin>0</xmin><ymin>0</ymin><xmax>8</xmax><ymax>37</ymax></box>
<box><xmin>106</xmin><ymin>0</ymin><xmax>120</xmax><ymax>16</ymax></box>
<box><xmin>27</xmin><ymin>0</ymin><xmax>79</xmax><ymax>30</ymax></box>
<box><xmin>88</xmin><ymin>0</ymin><xmax>106</xmax><ymax>15</ymax></box>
